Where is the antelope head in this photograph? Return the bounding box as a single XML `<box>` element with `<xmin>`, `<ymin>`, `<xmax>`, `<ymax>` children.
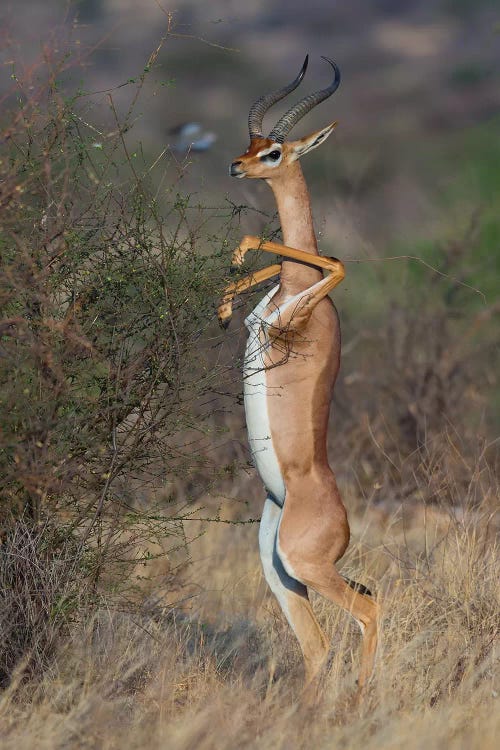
<box><xmin>229</xmin><ymin>55</ymin><xmax>340</xmax><ymax>181</ymax></box>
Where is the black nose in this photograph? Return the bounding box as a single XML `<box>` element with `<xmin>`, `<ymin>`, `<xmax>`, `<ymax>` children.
<box><xmin>229</xmin><ymin>160</ymin><xmax>243</xmax><ymax>177</ymax></box>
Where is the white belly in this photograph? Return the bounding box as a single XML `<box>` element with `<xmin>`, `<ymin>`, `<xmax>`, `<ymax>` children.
<box><xmin>243</xmin><ymin>287</ymin><xmax>286</xmax><ymax>505</ymax></box>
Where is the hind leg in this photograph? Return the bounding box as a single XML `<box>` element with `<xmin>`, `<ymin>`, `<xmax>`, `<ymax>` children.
<box><xmin>259</xmin><ymin>496</ymin><xmax>329</xmax><ymax>682</ymax></box>
<box><xmin>277</xmin><ymin>483</ymin><xmax>380</xmax><ymax>691</ymax></box>
<box><xmin>309</xmin><ymin>572</ymin><xmax>379</xmax><ymax>691</ymax></box>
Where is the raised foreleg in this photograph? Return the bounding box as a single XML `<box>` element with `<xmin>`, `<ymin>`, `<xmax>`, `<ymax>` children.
<box><xmin>218</xmin><ymin>264</ymin><xmax>281</xmax><ymax>326</ymax></box>
<box><xmin>265</xmin><ymin>262</ymin><xmax>345</xmax><ymax>341</ymax></box>
<box><xmin>231</xmin><ymin>235</ymin><xmax>343</xmax><ymax>275</ymax></box>
<box><xmin>218</xmin><ymin>235</ymin><xmax>345</xmax><ymax>329</ymax></box>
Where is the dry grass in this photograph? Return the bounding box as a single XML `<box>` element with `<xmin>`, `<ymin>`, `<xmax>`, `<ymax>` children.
<box><xmin>0</xmin><ymin>476</ymin><xmax>497</xmax><ymax>750</ymax></box>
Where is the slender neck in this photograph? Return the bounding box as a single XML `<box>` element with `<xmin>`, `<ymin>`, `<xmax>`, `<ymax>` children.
<box><xmin>267</xmin><ymin>160</ymin><xmax>322</xmax><ymax>294</ymax></box>
<box><xmin>268</xmin><ymin>160</ymin><xmax>318</xmax><ymax>254</ymax></box>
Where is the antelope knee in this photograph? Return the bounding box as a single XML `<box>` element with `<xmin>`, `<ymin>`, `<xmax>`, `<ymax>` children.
<box><xmin>275</xmin><ymin>531</ymin><xmax>319</xmax><ymax>586</ymax></box>
<box><xmin>326</xmin><ymin>257</ymin><xmax>345</xmax><ymax>280</ymax></box>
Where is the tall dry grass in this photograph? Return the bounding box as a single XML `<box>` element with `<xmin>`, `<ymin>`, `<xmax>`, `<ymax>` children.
<box><xmin>0</xmin><ymin>464</ymin><xmax>497</xmax><ymax>750</ymax></box>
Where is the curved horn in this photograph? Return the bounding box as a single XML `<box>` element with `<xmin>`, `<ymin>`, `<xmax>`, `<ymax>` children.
<box><xmin>248</xmin><ymin>56</ymin><xmax>309</xmax><ymax>139</ymax></box>
<box><xmin>268</xmin><ymin>57</ymin><xmax>341</xmax><ymax>143</ymax></box>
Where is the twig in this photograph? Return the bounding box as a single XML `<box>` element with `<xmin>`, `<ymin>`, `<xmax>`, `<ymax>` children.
<box><xmin>345</xmin><ymin>255</ymin><xmax>486</xmax><ymax>304</ymax></box>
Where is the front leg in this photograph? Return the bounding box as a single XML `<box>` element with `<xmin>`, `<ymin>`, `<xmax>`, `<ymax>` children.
<box><xmin>218</xmin><ymin>235</ymin><xmax>345</xmax><ymax>329</ymax></box>
<box><xmin>233</xmin><ymin>235</ymin><xmax>343</xmax><ymax>275</ymax></box>
<box><xmin>235</xmin><ymin>236</ymin><xmax>346</xmax><ymax>337</ymax></box>
<box><xmin>267</xmin><ymin>259</ymin><xmax>345</xmax><ymax>341</ymax></box>
<box><xmin>217</xmin><ymin>263</ymin><xmax>281</xmax><ymax>327</ymax></box>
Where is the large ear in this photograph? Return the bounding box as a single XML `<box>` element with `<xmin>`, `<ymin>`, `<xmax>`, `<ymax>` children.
<box><xmin>290</xmin><ymin>121</ymin><xmax>337</xmax><ymax>160</ymax></box>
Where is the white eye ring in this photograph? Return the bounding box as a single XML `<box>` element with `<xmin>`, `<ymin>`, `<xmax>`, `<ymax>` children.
<box><xmin>260</xmin><ymin>150</ymin><xmax>281</xmax><ymax>163</ymax></box>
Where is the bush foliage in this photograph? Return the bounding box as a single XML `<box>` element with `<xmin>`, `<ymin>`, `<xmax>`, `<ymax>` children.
<box><xmin>0</xmin><ymin>41</ymin><xmax>235</xmax><ymax>679</ymax></box>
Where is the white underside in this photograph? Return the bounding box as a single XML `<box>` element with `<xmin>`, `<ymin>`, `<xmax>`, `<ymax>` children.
<box><xmin>243</xmin><ymin>286</ymin><xmax>286</xmax><ymax>504</ymax></box>
<box><xmin>258</xmin><ymin>497</ymin><xmax>306</xmax><ymax>633</ymax></box>
<box><xmin>244</xmin><ymin>286</ymin><xmax>311</xmax><ymax>505</ymax></box>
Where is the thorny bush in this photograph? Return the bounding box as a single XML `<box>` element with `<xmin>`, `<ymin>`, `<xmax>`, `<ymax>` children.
<box><xmin>0</xmin><ymin>39</ymin><xmax>236</xmax><ymax>681</ymax></box>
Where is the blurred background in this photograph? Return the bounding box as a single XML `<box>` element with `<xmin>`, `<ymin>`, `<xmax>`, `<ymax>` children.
<box><xmin>4</xmin><ymin>0</ymin><xmax>500</xmax><ymax>251</ymax></box>
<box><xmin>0</xmin><ymin>5</ymin><xmax>499</xmax><ymax>742</ymax></box>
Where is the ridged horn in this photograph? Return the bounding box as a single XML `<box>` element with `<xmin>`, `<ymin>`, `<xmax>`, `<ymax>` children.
<box><xmin>268</xmin><ymin>56</ymin><xmax>341</xmax><ymax>143</ymax></box>
<box><xmin>248</xmin><ymin>55</ymin><xmax>309</xmax><ymax>140</ymax></box>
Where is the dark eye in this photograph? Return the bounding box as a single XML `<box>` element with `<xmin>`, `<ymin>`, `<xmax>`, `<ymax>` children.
<box><xmin>260</xmin><ymin>149</ymin><xmax>281</xmax><ymax>163</ymax></box>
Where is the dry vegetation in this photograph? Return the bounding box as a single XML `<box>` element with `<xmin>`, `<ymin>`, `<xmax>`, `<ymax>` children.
<box><xmin>1</xmin><ymin>19</ymin><xmax>499</xmax><ymax>750</ymax></box>
<box><xmin>0</xmin><ymin>477</ymin><xmax>498</xmax><ymax>750</ymax></box>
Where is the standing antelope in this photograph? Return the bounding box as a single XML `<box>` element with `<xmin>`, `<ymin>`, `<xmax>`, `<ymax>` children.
<box><xmin>218</xmin><ymin>56</ymin><xmax>379</xmax><ymax>692</ymax></box>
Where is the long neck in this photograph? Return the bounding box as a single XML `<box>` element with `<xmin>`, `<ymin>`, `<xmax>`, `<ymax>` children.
<box><xmin>267</xmin><ymin>160</ymin><xmax>322</xmax><ymax>294</ymax></box>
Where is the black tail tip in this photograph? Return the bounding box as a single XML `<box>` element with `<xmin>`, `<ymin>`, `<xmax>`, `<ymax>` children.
<box><xmin>343</xmin><ymin>576</ymin><xmax>373</xmax><ymax>597</ymax></box>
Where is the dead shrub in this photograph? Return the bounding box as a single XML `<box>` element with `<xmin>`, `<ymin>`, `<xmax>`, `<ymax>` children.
<box><xmin>0</xmin><ymin>519</ymin><xmax>88</xmax><ymax>686</ymax></box>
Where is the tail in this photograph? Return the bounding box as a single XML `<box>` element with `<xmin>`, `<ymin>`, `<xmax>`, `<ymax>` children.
<box><xmin>343</xmin><ymin>576</ymin><xmax>372</xmax><ymax>597</ymax></box>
